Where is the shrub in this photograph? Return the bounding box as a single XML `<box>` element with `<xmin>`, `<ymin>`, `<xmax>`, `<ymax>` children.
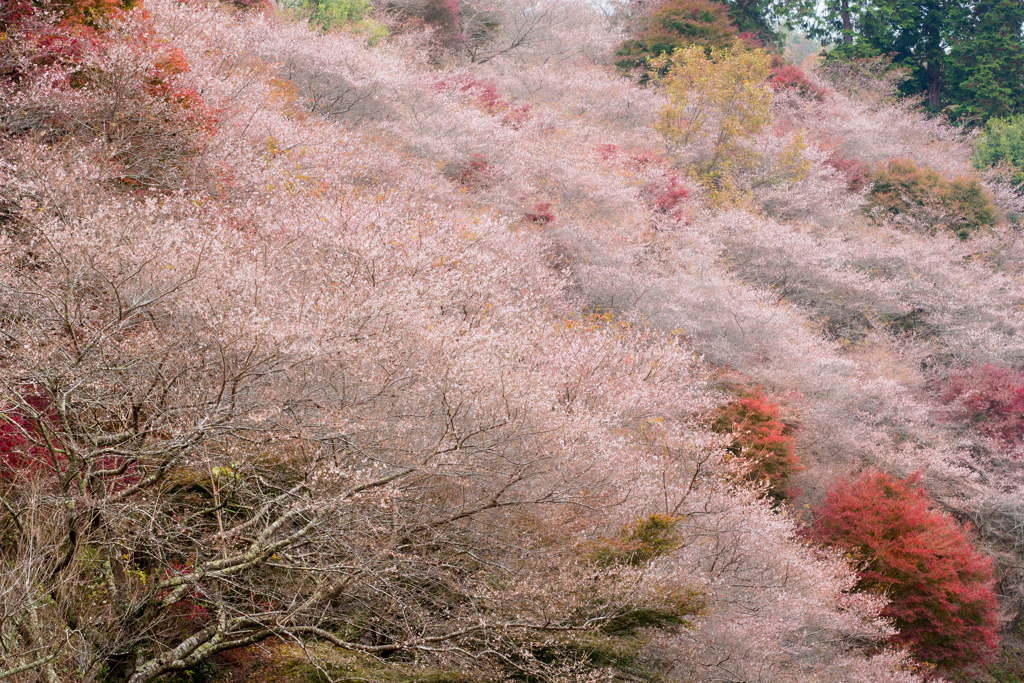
<box><xmin>614</xmin><ymin>0</ymin><xmax>739</xmax><ymax>79</ymax></box>
<box><xmin>867</xmin><ymin>159</ymin><xmax>999</xmax><ymax>238</ymax></box>
<box><xmin>868</xmin><ymin>159</ymin><xmax>941</xmax><ymax>215</ymax></box>
<box><xmin>651</xmin><ymin>172</ymin><xmax>689</xmax><ymax>214</ymax></box>
<box><xmin>1</xmin><ymin>1</ymin><xmax>219</xmax><ymax>188</ymax></box>
<box><xmin>223</xmin><ymin>0</ymin><xmax>273</xmax><ymax>11</ymax></box>
<box><xmin>442</xmin><ymin>152</ymin><xmax>495</xmax><ymax>191</ymax></box>
<box><xmin>1</xmin><ymin>0</ymin><xmax>130</xmax><ymax>31</ymax></box>
<box><xmin>456</xmin><ymin>76</ymin><xmax>531</xmax><ymax>127</ymax></box>
<box><xmin>383</xmin><ymin>0</ymin><xmax>498</xmax><ymax>55</ymax></box>
<box><xmin>283</xmin><ymin>0</ymin><xmax>387</xmax><ymax>42</ymax></box>
<box><xmin>596</xmin><ymin>143</ymin><xmax>619</xmax><ymax>160</ymax></box>
<box><xmin>824</xmin><ymin>153</ymin><xmax>869</xmax><ymax>192</ymax></box>
<box><xmin>974</xmin><ymin>114</ymin><xmax>1024</xmax><ymax>189</ymax></box>
<box><xmin>940</xmin><ymin>364</ymin><xmax>1024</xmax><ymax>446</ymax></box>
<box><xmin>768</xmin><ymin>60</ymin><xmax>827</xmax><ymax>101</ymax></box>
<box><xmin>816</xmin><ymin>54</ymin><xmax>911</xmax><ymax>105</ymax></box>
<box><xmin>709</xmin><ymin>389</ymin><xmax>801</xmax><ymax>501</ymax></box>
<box><xmin>591</xmin><ymin>514</ymin><xmax>682</xmax><ymax>567</ymax></box>
<box><xmin>0</xmin><ymin>0</ymin><xmax>126</xmax><ymax>87</ymax></box>
<box><xmin>525</xmin><ymin>201</ymin><xmax>554</xmax><ymax>224</ymax></box>
<box><xmin>808</xmin><ymin>470</ymin><xmax>1000</xmax><ymax>670</ymax></box>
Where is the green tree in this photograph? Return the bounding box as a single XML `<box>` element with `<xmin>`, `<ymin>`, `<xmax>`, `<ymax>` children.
<box><xmin>725</xmin><ymin>0</ymin><xmax>782</xmax><ymax>48</ymax></box>
<box><xmin>780</xmin><ymin>0</ymin><xmax>952</xmax><ymax>107</ymax></box>
<box><xmin>974</xmin><ymin>114</ymin><xmax>1024</xmax><ymax>187</ymax></box>
<box><xmin>282</xmin><ymin>0</ymin><xmax>388</xmax><ymax>42</ymax></box>
<box><xmin>945</xmin><ymin>0</ymin><xmax>1024</xmax><ymax>122</ymax></box>
<box><xmin>780</xmin><ymin>0</ymin><xmax>869</xmax><ymax>50</ymax></box>
<box><xmin>782</xmin><ymin>0</ymin><xmax>1024</xmax><ymax>116</ymax></box>
<box><xmin>616</xmin><ymin>0</ymin><xmax>741</xmax><ymax>76</ymax></box>
<box><xmin>850</xmin><ymin>0</ymin><xmax>955</xmax><ymax>108</ymax></box>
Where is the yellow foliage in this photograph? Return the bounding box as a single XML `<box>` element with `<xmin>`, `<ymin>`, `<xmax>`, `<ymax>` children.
<box><xmin>776</xmin><ymin>130</ymin><xmax>811</xmax><ymax>184</ymax></box>
<box><xmin>654</xmin><ymin>45</ymin><xmax>773</xmax><ymax>203</ymax></box>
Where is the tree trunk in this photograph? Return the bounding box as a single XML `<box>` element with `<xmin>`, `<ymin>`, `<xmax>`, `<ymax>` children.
<box><xmin>927</xmin><ymin>61</ymin><xmax>942</xmax><ymax>108</ymax></box>
<box><xmin>841</xmin><ymin>0</ymin><xmax>852</xmax><ymax>44</ymax></box>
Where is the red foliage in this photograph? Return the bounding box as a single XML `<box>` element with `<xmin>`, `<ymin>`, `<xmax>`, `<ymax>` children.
<box><xmin>0</xmin><ymin>387</ymin><xmax>63</xmax><ymax>482</ymax></box>
<box><xmin>1</xmin><ymin>0</ymin><xmax>127</xmax><ymax>32</ymax></box>
<box><xmin>525</xmin><ymin>201</ymin><xmax>554</xmax><ymax>224</ymax></box>
<box><xmin>653</xmin><ymin>173</ymin><xmax>689</xmax><ymax>215</ymax></box>
<box><xmin>146</xmin><ymin>47</ymin><xmax>191</xmax><ymax>95</ymax></box>
<box><xmin>420</xmin><ymin>0</ymin><xmax>465</xmax><ymax>49</ymax></box>
<box><xmin>737</xmin><ymin>31</ymin><xmax>763</xmax><ymax>49</ymax></box>
<box><xmin>940</xmin><ymin>364</ymin><xmax>1024</xmax><ymax>446</ymax></box>
<box><xmin>597</xmin><ymin>143</ymin><xmax>619</xmax><ymax>160</ymax></box>
<box><xmin>710</xmin><ymin>388</ymin><xmax>801</xmax><ymax>501</ymax></box>
<box><xmin>1</xmin><ymin>388</ymin><xmax>140</xmax><ymax>491</ymax></box>
<box><xmin>825</xmin><ymin>154</ymin><xmax>869</xmax><ymax>192</ymax></box>
<box><xmin>630</xmin><ymin>151</ymin><xmax>659</xmax><ymax>167</ymax></box>
<box><xmin>2</xmin><ymin>0</ymin><xmax>219</xmax><ymax>124</ymax></box>
<box><xmin>145</xmin><ymin>47</ymin><xmax>220</xmax><ymax>133</ymax></box>
<box><xmin>457</xmin><ymin>76</ymin><xmax>532</xmax><ymax>128</ymax></box>
<box><xmin>444</xmin><ymin>152</ymin><xmax>495</xmax><ymax>191</ymax></box>
<box><xmin>809</xmin><ymin>470</ymin><xmax>1000</xmax><ymax>669</ymax></box>
<box><xmin>769</xmin><ymin>59</ymin><xmax>827</xmax><ymax>101</ymax></box>
<box><xmin>0</xmin><ymin>1</ymin><xmax>111</xmax><ymax>85</ymax></box>
<box><xmin>159</xmin><ymin>563</ymin><xmax>214</xmax><ymax>625</ymax></box>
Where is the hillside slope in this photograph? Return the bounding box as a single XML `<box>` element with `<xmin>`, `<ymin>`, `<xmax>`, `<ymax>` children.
<box><xmin>1</xmin><ymin>1</ymin><xmax>1022</xmax><ymax>682</ymax></box>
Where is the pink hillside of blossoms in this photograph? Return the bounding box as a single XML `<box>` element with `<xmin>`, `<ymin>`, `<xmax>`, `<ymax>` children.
<box><xmin>0</xmin><ymin>0</ymin><xmax>1020</xmax><ymax>681</ymax></box>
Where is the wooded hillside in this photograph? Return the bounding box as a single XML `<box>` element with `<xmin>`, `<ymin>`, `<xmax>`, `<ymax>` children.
<box><xmin>1</xmin><ymin>0</ymin><xmax>1023</xmax><ymax>681</ymax></box>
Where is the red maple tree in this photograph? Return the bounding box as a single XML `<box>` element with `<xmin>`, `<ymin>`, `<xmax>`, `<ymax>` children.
<box><xmin>809</xmin><ymin>470</ymin><xmax>1000</xmax><ymax>670</ymax></box>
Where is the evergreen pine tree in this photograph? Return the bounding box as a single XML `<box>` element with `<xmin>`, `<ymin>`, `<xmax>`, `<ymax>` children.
<box><xmin>946</xmin><ymin>0</ymin><xmax>1024</xmax><ymax>121</ymax></box>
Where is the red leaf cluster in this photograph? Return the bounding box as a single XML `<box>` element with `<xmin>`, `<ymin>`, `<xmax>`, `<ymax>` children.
<box><xmin>0</xmin><ymin>387</ymin><xmax>62</xmax><ymax>482</ymax></box>
<box><xmin>596</xmin><ymin>143</ymin><xmax>619</xmax><ymax>160</ymax></box>
<box><xmin>0</xmin><ymin>0</ymin><xmax>119</xmax><ymax>85</ymax></box>
<box><xmin>768</xmin><ymin>62</ymin><xmax>828</xmax><ymax>101</ymax></box>
<box><xmin>2</xmin><ymin>0</ymin><xmax>220</xmax><ymax>137</ymax></box>
<box><xmin>809</xmin><ymin>470</ymin><xmax>1000</xmax><ymax>670</ymax></box>
<box><xmin>1</xmin><ymin>0</ymin><xmax>127</xmax><ymax>32</ymax></box>
<box><xmin>456</xmin><ymin>75</ymin><xmax>532</xmax><ymax>128</ymax></box>
<box><xmin>444</xmin><ymin>152</ymin><xmax>496</xmax><ymax>191</ymax></box>
<box><xmin>941</xmin><ymin>364</ymin><xmax>1024</xmax><ymax>446</ymax></box>
<box><xmin>525</xmin><ymin>201</ymin><xmax>554</xmax><ymax>224</ymax></box>
<box><xmin>1</xmin><ymin>388</ymin><xmax>140</xmax><ymax>491</ymax></box>
<box><xmin>711</xmin><ymin>389</ymin><xmax>802</xmax><ymax>501</ymax></box>
<box><xmin>653</xmin><ymin>173</ymin><xmax>689</xmax><ymax>215</ymax></box>
<box><xmin>824</xmin><ymin>153</ymin><xmax>869</xmax><ymax>192</ymax></box>
<box><xmin>145</xmin><ymin>47</ymin><xmax>221</xmax><ymax>134</ymax></box>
